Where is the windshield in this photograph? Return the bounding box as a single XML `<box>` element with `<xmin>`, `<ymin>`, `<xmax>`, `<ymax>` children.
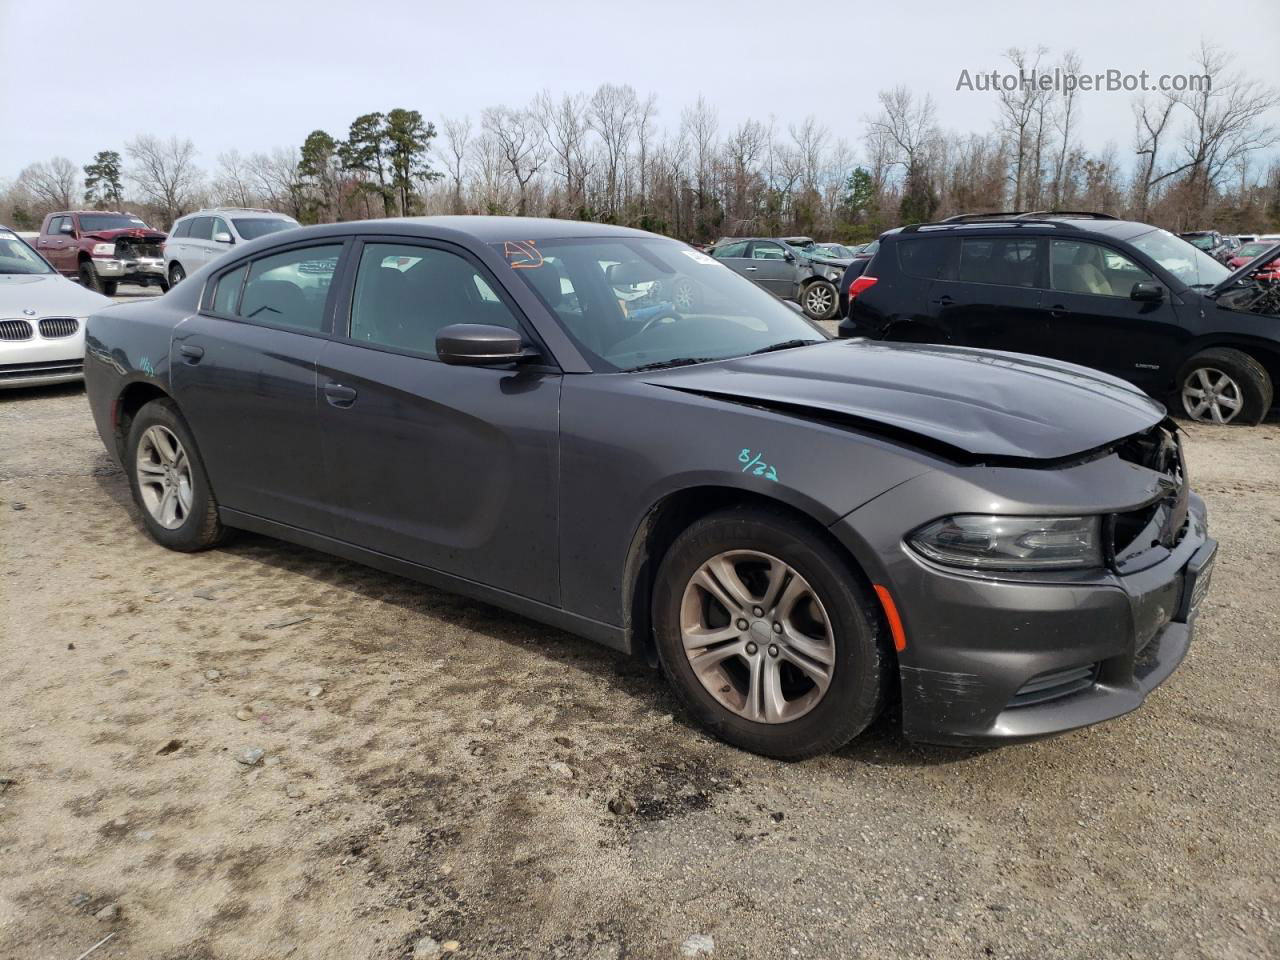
<box><xmin>1238</xmin><ymin>242</ymin><xmax>1272</xmax><ymax>258</ymax></box>
<box><xmin>79</xmin><ymin>214</ymin><xmax>149</xmax><ymax>232</ymax></box>
<box><xmin>1184</xmin><ymin>234</ymin><xmax>1215</xmax><ymax>251</ymax></box>
<box><xmin>811</xmin><ymin>243</ymin><xmax>852</xmax><ymax>259</ymax></box>
<box><xmin>0</xmin><ymin>231</ymin><xmax>54</xmax><ymax>275</ymax></box>
<box><xmin>1130</xmin><ymin>229</ymin><xmax>1229</xmax><ymax>289</ymax></box>
<box><xmin>233</xmin><ymin>217</ymin><xmax>296</xmax><ymax>240</ymax></box>
<box><xmin>494</xmin><ymin>237</ymin><xmax>825</xmax><ymax>371</ymax></box>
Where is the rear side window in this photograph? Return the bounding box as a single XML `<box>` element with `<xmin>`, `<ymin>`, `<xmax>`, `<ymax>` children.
<box><xmin>713</xmin><ymin>240</ymin><xmax>748</xmax><ymax>259</ymax></box>
<box><xmin>896</xmin><ymin>238</ymin><xmax>952</xmax><ymax>279</ymax></box>
<box><xmin>348</xmin><ymin>243</ymin><xmax>521</xmax><ymax>358</ymax></box>
<box><xmin>238</xmin><ymin>244</ymin><xmax>341</xmax><ymax>332</ymax></box>
<box><xmin>171</xmin><ymin>220</ymin><xmax>192</xmax><ymax>239</ymax></box>
<box><xmin>956</xmin><ymin>238</ymin><xmax>1041</xmax><ymax>288</ymax></box>
<box><xmin>752</xmin><ymin>242</ymin><xmax>787</xmax><ymax>260</ymax></box>
<box><xmin>189</xmin><ymin>217</ymin><xmax>213</xmax><ymax>241</ymax></box>
<box><xmin>211</xmin><ymin>264</ymin><xmax>247</xmax><ymax>315</ymax></box>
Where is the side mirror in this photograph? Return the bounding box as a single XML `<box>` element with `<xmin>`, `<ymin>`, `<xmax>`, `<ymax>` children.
<box><xmin>784</xmin><ymin>251</ymin><xmax>796</xmax><ymax>262</ymax></box>
<box><xmin>213</xmin><ymin>232</ymin><xmax>234</xmax><ymax>244</ymax></box>
<box><xmin>59</xmin><ymin>222</ymin><xmax>75</xmax><ymax>235</ymax></box>
<box><xmin>1131</xmin><ymin>281</ymin><xmax>1165</xmax><ymax>302</ymax></box>
<box><xmin>436</xmin><ymin>323</ymin><xmax>530</xmax><ymax>366</ymax></box>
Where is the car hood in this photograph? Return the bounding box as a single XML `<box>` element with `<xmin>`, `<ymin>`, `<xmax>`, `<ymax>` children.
<box><xmin>643</xmin><ymin>339</ymin><xmax>1165</xmax><ymax>462</ymax></box>
<box><xmin>0</xmin><ymin>273</ymin><xmax>115</xmax><ymax>317</ymax></box>
<box><xmin>805</xmin><ymin>255</ymin><xmax>853</xmax><ymax>268</ymax></box>
<box><xmin>83</xmin><ymin>227</ymin><xmax>167</xmax><ymax>242</ymax></box>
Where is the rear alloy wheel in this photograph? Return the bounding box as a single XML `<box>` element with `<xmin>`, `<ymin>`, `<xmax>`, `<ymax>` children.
<box><xmin>653</xmin><ymin>506</ymin><xmax>891</xmax><ymax>759</ymax></box>
<box><xmin>1177</xmin><ymin>348</ymin><xmax>1272</xmax><ymax>425</ymax></box>
<box><xmin>800</xmin><ymin>280</ymin><xmax>838</xmax><ymax>320</ymax></box>
<box><xmin>169</xmin><ymin>263</ymin><xmax>186</xmax><ymax>287</ymax></box>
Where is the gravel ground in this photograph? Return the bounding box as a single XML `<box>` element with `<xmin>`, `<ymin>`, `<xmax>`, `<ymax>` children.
<box><xmin>0</xmin><ymin>361</ymin><xmax>1277</xmax><ymax>959</ymax></box>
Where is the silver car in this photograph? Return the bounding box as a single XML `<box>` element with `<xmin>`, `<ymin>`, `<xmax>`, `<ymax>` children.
<box><xmin>164</xmin><ymin>208</ymin><xmax>298</xmax><ymax>287</ymax></box>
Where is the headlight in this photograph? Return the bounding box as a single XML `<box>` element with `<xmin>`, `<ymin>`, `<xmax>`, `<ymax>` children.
<box><xmin>92</xmin><ymin>243</ymin><xmax>116</xmax><ymax>257</ymax></box>
<box><xmin>908</xmin><ymin>515</ymin><xmax>1102</xmax><ymax>570</ymax></box>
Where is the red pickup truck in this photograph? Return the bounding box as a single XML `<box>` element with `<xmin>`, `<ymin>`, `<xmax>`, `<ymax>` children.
<box><xmin>34</xmin><ymin>211</ymin><xmax>169</xmax><ymax>295</ymax></box>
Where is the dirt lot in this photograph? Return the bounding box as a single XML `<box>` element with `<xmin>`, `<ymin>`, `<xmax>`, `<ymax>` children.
<box><xmin>1</xmin><ymin>377</ymin><xmax>1277</xmax><ymax>960</ymax></box>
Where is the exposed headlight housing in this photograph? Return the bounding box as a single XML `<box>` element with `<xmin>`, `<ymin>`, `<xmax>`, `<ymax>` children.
<box><xmin>91</xmin><ymin>243</ymin><xmax>116</xmax><ymax>257</ymax></box>
<box><xmin>909</xmin><ymin>515</ymin><xmax>1102</xmax><ymax>571</ymax></box>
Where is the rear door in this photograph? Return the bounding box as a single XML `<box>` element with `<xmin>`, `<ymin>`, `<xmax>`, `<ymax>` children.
<box><xmin>1039</xmin><ymin>238</ymin><xmax>1187</xmax><ymax>388</ymax></box>
<box><xmin>926</xmin><ymin>235</ymin><xmax>1049</xmax><ymax>355</ymax></box>
<box><xmin>747</xmin><ymin>240</ymin><xmax>797</xmax><ymax>298</ymax></box>
<box><xmin>186</xmin><ymin>217</ymin><xmax>214</xmax><ymax>269</ymax></box>
<box><xmin>710</xmin><ymin>240</ymin><xmax>752</xmax><ymax>281</ymax></box>
<box><xmin>40</xmin><ymin>217</ymin><xmax>73</xmax><ymax>274</ymax></box>
<box><xmin>315</xmin><ymin>237</ymin><xmax>561</xmax><ymax>604</ymax></box>
<box><xmin>170</xmin><ymin>240</ymin><xmax>346</xmax><ymax>533</ymax></box>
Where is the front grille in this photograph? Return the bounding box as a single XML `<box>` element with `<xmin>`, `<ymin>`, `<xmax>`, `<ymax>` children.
<box><xmin>1007</xmin><ymin>663</ymin><xmax>1099</xmax><ymax>708</ymax></box>
<box><xmin>0</xmin><ymin>319</ymin><xmax>34</xmax><ymax>341</ymax></box>
<box><xmin>38</xmin><ymin>317</ymin><xmax>79</xmax><ymax>339</ymax></box>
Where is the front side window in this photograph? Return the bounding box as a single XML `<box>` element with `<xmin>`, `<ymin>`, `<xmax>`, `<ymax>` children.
<box><xmin>1130</xmin><ymin>229</ymin><xmax>1229</xmax><ymax>289</ymax></box>
<box><xmin>712</xmin><ymin>240</ymin><xmax>748</xmax><ymax>259</ymax></box>
<box><xmin>211</xmin><ymin>218</ymin><xmax>231</xmax><ymax>239</ymax></box>
<box><xmin>349</xmin><ymin>243</ymin><xmax>520</xmax><ymax>357</ymax></box>
<box><xmin>752</xmin><ymin>242</ymin><xmax>786</xmax><ymax>261</ymax></box>
<box><xmin>171</xmin><ymin>219</ymin><xmax>192</xmax><ymax>239</ymax></box>
<box><xmin>233</xmin><ymin>218</ymin><xmax>296</xmax><ymax>241</ymax></box>
<box><xmin>238</xmin><ymin>244</ymin><xmax>341</xmax><ymax>332</ymax></box>
<box><xmin>48</xmin><ymin>216</ymin><xmax>65</xmax><ymax>234</ymax></box>
<box><xmin>1050</xmin><ymin>240</ymin><xmax>1153</xmax><ymax>297</ymax></box>
<box><xmin>78</xmin><ymin>214</ymin><xmax>148</xmax><ymax>232</ymax></box>
<box><xmin>189</xmin><ymin>217</ymin><xmax>213</xmax><ymax>241</ymax></box>
<box><xmin>957</xmin><ymin>238</ymin><xmax>1040</xmax><ymax>287</ymax></box>
<box><xmin>495</xmin><ymin>236</ymin><xmax>824</xmax><ymax>372</ymax></box>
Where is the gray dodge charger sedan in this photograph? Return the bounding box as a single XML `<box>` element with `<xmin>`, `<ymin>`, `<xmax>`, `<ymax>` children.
<box><xmin>83</xmin><ymin>217</ymin><xmax>1216</xmax><ymax>758</ymax></box>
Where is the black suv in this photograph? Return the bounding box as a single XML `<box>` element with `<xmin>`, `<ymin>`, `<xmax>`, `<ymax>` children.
<box><xmin>838</xmin><ymin>212</ymin><xmax>1280</xmax><ymax>425</ymax></box>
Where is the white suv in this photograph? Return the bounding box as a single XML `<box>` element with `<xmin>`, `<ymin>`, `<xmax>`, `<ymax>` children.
<box><xmin>164</xmin><ymin>208</ymin><xmax>299</xmax><ymax>286</ymax></box>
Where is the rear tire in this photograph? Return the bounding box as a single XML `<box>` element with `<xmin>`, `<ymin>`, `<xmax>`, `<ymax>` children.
<box><xmin>79</xmin><ymin>260</ymin><xmax>104</xmax><ymax>293</ymax></box>
<box><xmin>653</xmin><ymin>505</ymin><xmax>891</xmax><ymax>759</ymax></box>
<box><xmin>125</xmin><ymin>398</ymin><xmax>227</xmax><ymax>551</ymax></box>
<box><xmin>102</xmin><ymin>280</ymin><xmax>118</xmax><ymax>297</ymax></box>
<box><xmin>1175</xmin><ymin>348</ymin><xmax>1271</xmax><ymax>425</ymax></box>
<box><xmin>800</xmin><ymin>280</ymin><xmax>838</xmax><ymax>320</ymax></box>
<box><xmin>169</xmin><ymin>263</ymin><xmax>186</xmax><ymax>287</ymax></box>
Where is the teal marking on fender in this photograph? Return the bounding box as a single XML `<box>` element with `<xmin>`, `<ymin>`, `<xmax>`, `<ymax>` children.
<box><xmin>138</xmin><ymin>356</ymin><xmax>155</xmax><ymax>376</ymax></box>
<box><xmin>738</xmin><ymin>448</ymin><xmax>779</xmax><ymax>482</ymax></box>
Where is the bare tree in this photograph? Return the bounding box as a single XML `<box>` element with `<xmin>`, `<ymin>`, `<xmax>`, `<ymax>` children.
<box><xmin>126</xmin><ymin>135</ymin><xmax>201</xmax><ymax>226</ymax></box>
<box><xmin>634</xmin><ymin>93</ymin><xmax>659</xmax><ymax>211</ymax></box>
<box><xmin>588</xmin><ymin>83</ymin><xmax>640</xmax><ymax>217</ymax></box>
<box><xmin>213</xmin><ymin>150</ymin><xmax>256</xmax><ymax>207</ymax></box>
<box><xmin>480</xmin><ymin>107</ymin><xmax>545</xmax><ymax>216</ymax></box>
<box><xmin>995</xmin><ymin>47</ymin><xmax>1052</xmax><ymax>209</ymax></box>
<box><xmin>533</xmin><ymin>91</ymin><xmax>591</xmax><ymax>213</ymax></box>
<box><xmin>17</xmin><ymin>157</ymin><xmax>79</xmax><ymax>210</ymax></box>
<box><xmin>248</xmin><ymin>149</ymin><xmax>304</xmax><ymax>219</ymax></box>
<box><xmin>440</xmin><ymin>115</ymin><xmax>473</xmax><ymax>214</ymax></box>
<box><xmin>1132</xmin><ymin>93</ymin><xmax>1179</xmax><ymax>219</ymax></box>
<box><xmin>1050</xmin><ymin>50</ymin><xmax>1083</xmax><ymax>208</ymax></box>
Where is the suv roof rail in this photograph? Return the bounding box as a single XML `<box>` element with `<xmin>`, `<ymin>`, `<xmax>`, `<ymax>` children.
<box><xmin>1015</xmin><ymin>210</ymin><xmax>1117</xmax><ymax>220</ymax></box>
<box><xmin>190</xmin><ymin>206</ymin><xmax>279</xmax><ymax>215</ymax></box>
<box><xmin>936</xmin><ymin>212</ymin><xmax>1027</xmax><ymax>223</ymax></box>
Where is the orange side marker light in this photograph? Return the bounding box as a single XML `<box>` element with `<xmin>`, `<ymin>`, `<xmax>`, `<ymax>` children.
<box><xmin>873</xmin><ymin>584</ymin><xmax>907</xmax><ymax>652</ymax></box>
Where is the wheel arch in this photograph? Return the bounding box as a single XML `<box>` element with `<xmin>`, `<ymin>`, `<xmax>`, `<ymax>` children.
<box><xmin>621</xmin><ymin>485</ymin><xmax>887</xmax><ymax>664</ymax></box>
<box><xmin>113</xmin><ymin>381</ymin><xmax>174</xmax><ymax>461</ymax></box>
<box><xmin>1172</xmin><ymin>337</ymin><xmax>1279</xmax><ymax>410</ymax></box>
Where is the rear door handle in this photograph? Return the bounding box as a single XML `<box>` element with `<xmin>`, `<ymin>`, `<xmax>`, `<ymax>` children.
<box><xmin>324</xmin><ymin>382</ymin><xmax>357</xmax><ymax>407</ymax></box>
<box><xmin>930</xmin><ymin>295</ymin><xmax>954</xmax><ymax>306</ymax></box>
<box><xmin>178</xmin><ymin>343</ymin><xmax>204</xmax><ymax>362</ymax></box>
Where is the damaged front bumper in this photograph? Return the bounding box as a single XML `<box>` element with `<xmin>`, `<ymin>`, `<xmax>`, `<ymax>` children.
<box><xmin>92</xmin><ymin>256</ymin><xmax>167</xmax><ymax>283</ymax></box>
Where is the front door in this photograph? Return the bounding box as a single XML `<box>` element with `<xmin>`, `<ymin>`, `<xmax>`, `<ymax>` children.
<box><xmin>316</xmin><ymin>238</ymin><xmax>561</xmax><ymax>605</ymax></box>
<box><xmin>170</xmin><ymin>241</ymin><xmax>345</xmax><ymax>533</ymax></box>
<box><xmin>927</xmin><ymin>235</ymin><xmax>1048</xmax><ymax>354</ymax></box>
<box><xmin>747</xmin><ymin>240</ymin><xmax>797</xmax><ymax>298</ymax></box>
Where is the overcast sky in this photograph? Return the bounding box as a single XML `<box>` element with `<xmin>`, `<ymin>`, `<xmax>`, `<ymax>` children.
<box><xmin>2</xmin><ymin>0</ymin><xmax>1278</xmax><ymax>180</ymax></box>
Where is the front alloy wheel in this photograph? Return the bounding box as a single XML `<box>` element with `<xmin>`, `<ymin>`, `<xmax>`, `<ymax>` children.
<box><xmin>681</xmin><ymin>550</ymin><xmax>834</xmax><ymax>723</ymax></box>
<box><xmin>135</xmin><ymin>425</ymin><xmax>194</xmax><ymax>529</ymax></box>
<box><xmin>1181</xmin><ymin>367</ymin><xmax>1243</xmax><ymax>424</ymax></box>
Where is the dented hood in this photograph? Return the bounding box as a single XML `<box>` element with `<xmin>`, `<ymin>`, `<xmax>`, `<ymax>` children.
<box><xmin>643</xmin><ymin>339</ymin><xmax>1165</xmax><ymax>461</ymax></box>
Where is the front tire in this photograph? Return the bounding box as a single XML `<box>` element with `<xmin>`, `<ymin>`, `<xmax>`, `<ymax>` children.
<box><xmin>102</xmin><ymin>280</ymin><xmax>119</xmax><ymax>297</ymax></box>
<box><xmin>125</xmin><ymin>398</ymin><xmax>226</xmax><ymax>551</ymax></box>
<box><xmin>1176</xmin><ymin>348</ymin><xmax>1272</xmax><ymax>425</ymax></box>
<box><xmin>653</xmin><ymin>506</ymin><xmax>891</xmax><ymax>759</ymax></box>
<box><xmin>169</xmin><ymin>263</ymin><xmax>186</xmax><ymax>287</ymax></box>
<box><xmin>800</xmin><ymin>280</ymin><xmax>838</xmax><ymax>320</ymax></box>
<box><xmin>79</xmin><ymin>260</ymin><xmax>104</xmax><ymax>293</ymax></box>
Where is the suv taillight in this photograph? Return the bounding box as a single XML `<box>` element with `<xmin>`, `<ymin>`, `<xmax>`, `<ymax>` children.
<box><xmin>848</xmin><ymin>275</ymin><xmax>878</xmax><ymax>300</ymax></box>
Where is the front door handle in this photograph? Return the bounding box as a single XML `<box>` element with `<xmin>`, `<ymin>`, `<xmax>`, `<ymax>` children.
<box><xmin>324</xmin><ymin>382</ymin><xmax>357</xmax><ymax>407</ymax></box>
<box><xmin>1049</xmin><ymin>304</ymin><xmax>1067</xmax><ymax>318</ymax></box>
<box><xmin>744</xmin><ymin>266</ymin><xmax>758</xmax><ymax>272</ymax></box>
<box><xmin>178</xmin><ymin>343</ymin><xmax>204</xmax><ymax>362</ymax></box>
<box><xmin>930</xmin><ymin>295</ymin><xmax>954</xmax><ymax>306</ymax></box>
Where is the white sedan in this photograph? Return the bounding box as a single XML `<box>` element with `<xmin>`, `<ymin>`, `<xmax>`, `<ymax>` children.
<box><xmin>1</xmin><ymin>227</ymin><xmax>113</xmax><ymax>388</ymax></box>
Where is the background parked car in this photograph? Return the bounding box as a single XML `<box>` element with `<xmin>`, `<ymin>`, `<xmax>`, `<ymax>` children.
<box><xmin>32</xmin><ymin>211</ymin><xmax>167</xmax><ymax>295</ymax></box>
<box><xmin>1179</xmin><ymin>230</ymin><xmax>1236</xmax><ymax>264</ymax></box>
<box><xmin>164</xmin><ymin>208</ymin><xmax>299</xmax><ymax>286</ymax></box>
<box><xmin>839</xmin><ymin>212</ymin><xmax>1280</xmax><ymax>425</ymax></box>
<box><xmin>707</xmin><ymin>236</ymin><xmax>849</xmax><ymax>319</ymax></box>
<box><xmin>836</xmin><ymin>239</ymin><xmax>880</xmax><ymax>317</ymax></box>
<box><xmin>0</xmin><ymin>225</ymin><xmax>112</xmax><ymax>388</ymax></box>
<box><xmin>1227</xmin><ymin>240</ymin><xmax>1280</xmax><ymax>280</ymax></box>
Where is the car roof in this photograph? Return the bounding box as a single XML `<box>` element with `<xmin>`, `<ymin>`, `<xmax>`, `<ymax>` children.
<box><xmin>891</xmin><ymin>214</ymin><xmax>1159</xmax><ymax>243</ymax></box>
<box><xmin>354</xmin><ymin>216</ymin><xmax>658</xmax><ymax>243</ymax></box>
<box><xmin>181</xmin><ymin>208</ymin><xmax>296</xmax><ymax>219</ymax></box>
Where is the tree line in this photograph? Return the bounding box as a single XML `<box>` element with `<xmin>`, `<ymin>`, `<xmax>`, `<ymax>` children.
<box><xmin>3</xmin><ymin>43</ymin><xmax>1277</xmax><ymax>241</ymax></box>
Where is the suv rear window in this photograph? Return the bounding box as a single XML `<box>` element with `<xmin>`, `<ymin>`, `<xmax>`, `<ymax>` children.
<box><xmin>897</xmin><ymin>238</ymin><xmax>952</xmax><ymax>279</ymax></box>
<box><xmin>956</xmin><ymin>238</ymin><xmax>1041</xmax><ymax>287</ymax></box>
